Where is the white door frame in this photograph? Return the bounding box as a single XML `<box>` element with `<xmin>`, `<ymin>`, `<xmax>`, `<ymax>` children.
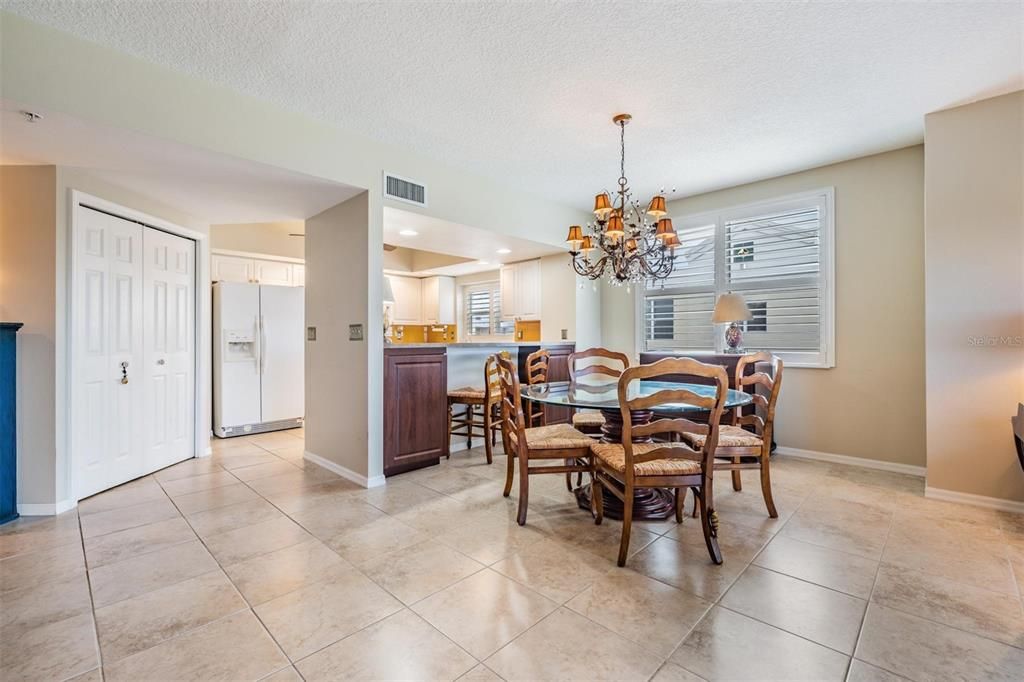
<box><xmin>68</xmin><ymin>190</ymin><xmax>210</xmax><ymax>501</ymax></box>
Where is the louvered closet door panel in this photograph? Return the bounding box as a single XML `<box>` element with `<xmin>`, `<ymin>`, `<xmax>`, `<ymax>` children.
<box><xmin>144</xmin><ymin>227</ymin><xmax>196</xmax><ymax>473</ymax></box>
<box><xmin>73</xmin><ymin>206</ymin><xmax>144</xmax><ymax>498</ymax></box>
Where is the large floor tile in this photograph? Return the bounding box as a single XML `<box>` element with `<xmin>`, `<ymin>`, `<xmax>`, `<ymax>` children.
<box><xmin>0</xmin><ymin>539</ymin><xmax>86</xmax><ymax>593</ymax></box>
<box><xmin>230</xmin><ymin>459</ymin><xmax>301</xmax><ymax>482</ymax></box>
<box><xmin>259</xmin><ymin>479</ymin><xmax>362</xmax><ymax>514</ymax></box>
<box><xmin>355</xmin><ymin>479</ymin><xmax>447</xmax><ymax>515</ymax></box>
<box><xmin>83</xmin><ymin>516</ymin><xmax>195</xmax><ymax>568</ymax></box>
<box><xmin>214</xmin><ymin>449</ymin><xmax>285</xmax><ymax>470</ymax></box>
<box><xmin>224</xmin><ymin>538</ymin><xmax>350</xmax><ymax>605</ymax></box>
<box><xmin>327</xmin><ymin>514</ymin><xmax>431</xmax><ymax>564</ymax></box>
<box><xmin>412</xmin><ymin>569</ymin><xmax>558</xmax><ymax>659</ymax></box>
<box><xmin>94</xmin><ymin>570</ymin><xmax>247</xmax><ymax>662</ymax></box>
<box><xmin>287</xmin><ymin>497</ymin><xmax>388</xmax><ymax>540</ymax></box>
<box><xmin>880</xmin><ymin>531</ymin><xmax>1018</xmax><ymax>595</ymax></box>
<box><xmin>780</xmin><ymin>498</ymin><xmax>891</xmax><ymax>560</ymax></box>
<box><xmin>485</xmin><ymin>607</ymin><xmax>662</xmax><ymax>681</ymax></box>
<box><xmin>0</xmin><ymin>612</ymin><xmax>99</xmax><ymax>682</ymax></box>
<box><xmin>154</xmin><ymin>456</ymin><xmax>224</xmax><ymax>482</ymax></box>
<box><xmin>846</xmin><ymin>659</ymin><xmax>911</xmax><ymax>681</ymax></box>
<box><xmin>89</xmin><ymin>538</ymin><xmax>219</xmax><ymax>608</ymax></box>
<box><xmin>0</xmin><ymin>512</ymin><xmax>81</xmax><ymax>559</ymax></box>
<box><xmin>187</xmin><ymin>498</ymin><xmax>284</xmax><ymax>538</ymax></box>
<box><xmin>671</xmin><ymin>606</ymin><xmax>849</xmax><ymax>681</ymax></box>
<box><xmin>204</xmin><ymin>516</ymin><xmax>312</xmax><ymax>566</ymax></box>
<box><xmin>359</xmin><ymin>540</ymin><xmax>485</xmax><ymax>605</ymax></box>
<box><xmin>79</xmin><ymin>497</ymin><xmax>179</xmax><ymax>539</ymax></box>
<box><xmin>160</xmin><ymin>469</ymin><xmax>240</xmax><ymax>497</ymax></box>
<box><xmin>243</xmin><ymin>466</ymin><xmax>339</xmax><ymax>496</ymax></box>
<box><xmin>629</xmin><ymin>536</ymin><xmax>746</xmax><ymax>602</ymax></box>
<box><xmin>104</xmin><ymin>610</ymin><xmax>288</xmax><ymax>681</ymax></box>
<box><xmin>720</xmin><ymin>565</ymin><xmax>867</xmax><ymax>654</ymax></box>
<box><xmin>458</xmin><ymin>664</ymin><xmax>504</xmax><ymax>681</ymax></box>
<box><xmin>254</xmin><ymin>567</ymin><xmax>403</xmax><ymax>660</ymax></box>
<box><xmin>871</xmin><ymin>562</ymin><xmax>1024</xmax><ymax>648</ymax></box>
<box><xmin>565</xmin><ymin>568</ymin><xmax>712</xmax><ymax>657</ymax></box>
<box><xmin>171</xmin><ymin>482</ymin><xmax>262</xmax><ymax>515</ymax></box>
<box><xmin>491</xmin><ymin>536</ymin><xmax>614</xmax><ymax>604</ymax></box>
<box><xmin>856</xmin><ymin>604</ymin><xmax>1024</xmax><ymax>681</ymax></box>
<box><xmin>650</xmin><ymin>661</ymin><xmax>707</xmax><ymax>681</ymax></box>
<box><xmin>436</xmin><ymin>512</ymin><xmax>550</xmax><ymax>564</ymax></box>
<box><xmin>78</xmin><ymin>477</ymin><xmax>167</xmax><ymax>516</ymax></box>
<box><xmin>0</xmin><ymin>573</ymin><xmax>93</xmax><ymax>630</ymax></box>
<box><xmin>295</xmin><ymin>609</ymin><xmax>476</xmax><ymax>681</ymax></box>
<box><xmin>753</xmin><ymin>534</ymin><xmax>879</xmax><ymax>599</ymax></box>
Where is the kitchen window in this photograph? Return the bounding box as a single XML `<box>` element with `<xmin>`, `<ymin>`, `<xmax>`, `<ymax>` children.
<box><xmin>463</xmin><ymin>282</ymin><xmax>513</xmax><ymax>337</ymax></box>
<box><xmin>641</xmin><ymin>188</ymin><xmax>835</xmax><ymax>368</ymax></box>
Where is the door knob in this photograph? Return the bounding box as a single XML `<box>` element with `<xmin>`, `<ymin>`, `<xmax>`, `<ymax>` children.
<box><xmin>120</xmin><ymin>361</ymin><xmax>129</xmax><ymax>384</ymax></box>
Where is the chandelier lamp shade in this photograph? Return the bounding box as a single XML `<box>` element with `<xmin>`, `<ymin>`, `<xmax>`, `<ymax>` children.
<box><xmin>566</xmin><ymin>114</ymin><xmax>678</xmax><ymax>284</ymax></box>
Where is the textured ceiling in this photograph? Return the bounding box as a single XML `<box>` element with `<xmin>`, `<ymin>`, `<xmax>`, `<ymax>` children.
<box><xmin>4</xmin><ymin>1</ymin><xmax>1022</xmax><ymax>209</ymax></box>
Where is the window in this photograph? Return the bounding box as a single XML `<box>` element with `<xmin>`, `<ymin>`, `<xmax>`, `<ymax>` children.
<box><xmin>463</xmin><ymin>282</ymin><xmax>513</xmax><ymax>337</ymax></box>
<box><xmin>641</xmin><ymin>188</ymin><xmax>834</xmax><ymax>368</ymax></box>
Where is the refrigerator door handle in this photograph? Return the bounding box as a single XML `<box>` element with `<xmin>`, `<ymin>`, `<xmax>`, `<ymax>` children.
<box><xmin>259</xmin><ymin>314</ymin><xmax>267</xmax><ymax>374</ymax></box>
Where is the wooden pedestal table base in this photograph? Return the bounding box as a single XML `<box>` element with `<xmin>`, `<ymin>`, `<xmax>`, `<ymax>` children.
<box><xmin>572</xmin><ymin>407</ymin><xmax>676</xmax><ymax>521</ymax></box>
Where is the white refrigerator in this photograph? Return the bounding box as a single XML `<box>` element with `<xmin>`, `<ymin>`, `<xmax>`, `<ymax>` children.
<box><xmin>213</xmin><ymin>282</ymin><xmax>305</xmax><ymax>437</ymax></box>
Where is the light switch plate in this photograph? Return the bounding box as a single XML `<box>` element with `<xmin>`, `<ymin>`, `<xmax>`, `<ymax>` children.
<box><xmin>561</xmin><ymin>328</ymin><xmax>568</xmax><ymax>340</ymax></box>
<box><xmin>307</xmin><ymin>326</ymin><xmax>317</xmax><ymax>341</ymax></box>
<box><xmin>349</xmin><ymin>324</ymin><xmax>364</xmax><ymax>341</ymax></box>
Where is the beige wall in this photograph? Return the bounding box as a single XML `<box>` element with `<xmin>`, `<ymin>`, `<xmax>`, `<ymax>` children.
<box><xmin>924</xmin><ymin>91</ymin><xmax>1024</xmax><ymax>503</ymax></box>
<box><xmin>0</xmin><ymin>166</ymin><xmax>58</xmax><ymax>509</ymax></box>
<box><xmin>210</xmin><ymin>221</ymin><xmax>305</xmax><ymax>259</ymax></box>
<box><xmin>602</xmin><ymin>146</ymin><xmax>927</xmax><ymax>468</ymax></box>
<box><xmin>305</xmin><ymin>193</ymin><xmax>377</xmax><ymax>482</ymax></box>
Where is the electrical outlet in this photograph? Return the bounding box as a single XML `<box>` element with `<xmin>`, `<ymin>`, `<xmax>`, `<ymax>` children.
<box><xmin>307</xmin><ymin>327</ymin><xmax>317</xmax><ymax>341</ymax></box>
<box><xmin>349</xmin><ymin>324</ymin><xmax>364</xmax><ymax>341</ymax></box>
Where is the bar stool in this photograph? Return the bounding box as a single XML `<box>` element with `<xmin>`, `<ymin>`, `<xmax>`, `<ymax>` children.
<box><xmin>446</xmin><ymin>353</ymin><xmax>504</xmax><ymax>464</ymax></box>
<box><xmin>524</xmin><ymin>348</ymin><xmax>549</xmax><ymax>428</ymax></box>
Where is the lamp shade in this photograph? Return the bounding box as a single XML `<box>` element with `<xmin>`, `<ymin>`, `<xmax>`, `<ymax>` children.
<box><xmin>711</xmin><ymin>293</ymin><xmax>752</xmax><ymax>323</ymax></box>
<box><xmin>382</xmin><ymin>275</ymin><xmax>396</xmax><ymax>304</ymax></box>
<box><xmin>655</xmin><ymin>217</ymin><xmax>675</xmax><ymax>240</ymax></box>
<box><xmin>647</xmin><ymin>195</ymin><xmax>667</xmax><ymax>217</ymax></box>
<box><xmin>593</xmin><ymin>192</ymin><xmax>613</xmax><ymax>217</ymax></box>
<box><xmin>580</xmin><ymin>235</ymin><xmax>594</xmax><ymax>252</ymax></box>
<box><xmin>605</xmin><ymin>214</ymin><xmax>624</xmax><ymax>239</ymax></box>
<box><xmin>565</xmin><ymin>225</ymin><xmax>584</xmax><ymax>247</ymax></box>
<box><xmin>662</xmin><ymin>232</ymin><xmax>680</xmax><ymax>249</ymax></box>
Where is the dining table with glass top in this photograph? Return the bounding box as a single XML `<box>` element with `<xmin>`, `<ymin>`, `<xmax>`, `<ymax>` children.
<box><xmin>521</xmin><ymin>380</ymin><xmax>753</xmax><ymax>521</ymax></box>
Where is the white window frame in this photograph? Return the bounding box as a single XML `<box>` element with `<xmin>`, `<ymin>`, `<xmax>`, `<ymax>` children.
<box><xmin>636</xmin><ymin>187</ymin><xmax>835</xmax><ymax>369</ymax></box>
<box><xmin>461</xmin><ymin>280</ymin><xmax>514</xmax><ymax>340</ymax></box>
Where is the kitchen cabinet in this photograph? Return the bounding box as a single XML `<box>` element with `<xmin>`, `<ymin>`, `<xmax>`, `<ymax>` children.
<box><xmin>499</xmin><ymin>259</ymin><xmax>541</xmax><ymax>320</ymax></box>
<box><xmin>421</xmin><ymin>276</ymin><xmax>455</xmax><ymax>324</ymax></box>
<box><xmin>383</xmin><ymin>347</ymin><xmax>448</xmax><ymax>475</ymax></box>
<box><xmin>211</xmin><ymin>252</ymin><xmax>303</xmax><ymax>287</ymax></box>
<box><xmin>389</xmin><ymin>275</ymin><xmax>422</xmax><ymax>324</ymax></box>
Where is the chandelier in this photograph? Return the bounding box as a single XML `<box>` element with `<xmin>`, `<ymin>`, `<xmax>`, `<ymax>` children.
<box><xmin>565</xmin><ymin>114</ymin><xmax>679</xmax><ymax>285</ymax></box>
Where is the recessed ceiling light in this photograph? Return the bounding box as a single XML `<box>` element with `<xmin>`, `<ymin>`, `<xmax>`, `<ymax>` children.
<box><xmin>399</xmin><ymin>229</ymin><xmax>418</xmax><ymax>236</ymax></box>
<box><xmin>496</xmin><ymin>248</ymin><xmax>511</xmax><ymax>254</ymax></box>
<box><xmin>477</xmin><ymin>260</ymin><xmax>490</xmax><ymax>265</ymax></box>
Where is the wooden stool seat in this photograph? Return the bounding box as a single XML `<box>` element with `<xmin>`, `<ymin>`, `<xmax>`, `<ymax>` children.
<box><xmin>447</xmin><ymin>359</ymin><xmax>505</xmax><ymax>464</ymax></box>
<box><xmin>572</xmin><ymin>411</ymin><xmax>606</xmax><ymax>428</ymax></box>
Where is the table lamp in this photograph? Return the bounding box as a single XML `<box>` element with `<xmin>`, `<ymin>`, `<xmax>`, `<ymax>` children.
<box><xmin>382</xmin><ymin>275</ymin><xmax>396</xmax><ymax>343</ymax></box>
<box><xmin>712</xmin><ymin>292</ymin><xmax>752</xmax><ymax>353</ymax></box>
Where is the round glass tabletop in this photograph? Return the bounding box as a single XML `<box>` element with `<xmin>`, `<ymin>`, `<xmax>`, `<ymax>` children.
<box><xmin>520</xmin><ymin>380</ymin><xmax>753</xmax><ymax>413</ymax></box>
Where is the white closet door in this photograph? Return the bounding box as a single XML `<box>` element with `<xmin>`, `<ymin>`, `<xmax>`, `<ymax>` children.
<box><xmin>74</xmin><ymin>207</ymin><xmax>145</xmax><ymax>498</ymax></box>
<box><xmin>144</xmin><ymin>228</ymin><xmax>196</xmax><ymax>472</ymax></box>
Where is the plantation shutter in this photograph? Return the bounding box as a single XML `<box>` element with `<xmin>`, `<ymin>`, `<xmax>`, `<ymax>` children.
<box><xmin>464</xmin><ymin>282</ymin><xmax>513</xmax><ymax>336</ymax></box>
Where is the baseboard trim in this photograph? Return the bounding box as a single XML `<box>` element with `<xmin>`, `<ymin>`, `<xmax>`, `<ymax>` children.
<box><xmin>303</xmin><ymin>450</ymin><xmax>386</xmax><ymax>489</ymax></box>
<box><xmin>924</xmin><ymin>486</ymin><xmax>1024</xmax><ymax>515</ymax></box>
<box><xmin>17</xmin><ymin>499</ymin><xmax>77</xmax><ymax>516</ymax></box>
<box><xmin>775</xmin><ymin>446</ymin><xmax>926</xmax><ymax>478</ymax></box>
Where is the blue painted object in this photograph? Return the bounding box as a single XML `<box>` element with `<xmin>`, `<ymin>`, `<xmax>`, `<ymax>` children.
<box><xmin>0</xmin><ymin>322</ymin><xmax>23</xmax><ymax>525</ymax></box>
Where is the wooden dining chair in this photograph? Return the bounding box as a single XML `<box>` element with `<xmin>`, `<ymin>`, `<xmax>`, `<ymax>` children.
<box><xmin>591</xmin><ymin>357</ymin><xmax>729</xmax><ymax>566</ymax></box>
<box><xmin>680</xmin><ymin>352</ymin><xmax>783</xmax><ymax>518</ymax></box>
<box><xmin>524</xmin><ymin>348</ymin><xmax>549</xmax><ymax>428</ymax></box>
<box><xmin>496</xmin><ymin>353</ymin><xmax>594</xmax><ymax>526</ymax></box>
<box><xmin>567</xmin><ymin>347</ymin><xmax>630</xmax><ymax>434</ymax></box>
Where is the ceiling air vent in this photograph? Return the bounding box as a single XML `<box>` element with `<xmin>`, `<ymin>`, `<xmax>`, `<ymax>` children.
<box><xmin>384</xmin><ymin>172</ymin><xmax>427</xmax><ymax>207</ymax></box>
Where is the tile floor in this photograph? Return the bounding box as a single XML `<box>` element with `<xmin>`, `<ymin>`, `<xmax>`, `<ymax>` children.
<box><xmin>3</xmin><ymin>429</ymin><xmax>1024</xmax><ymax>681</ymax></box>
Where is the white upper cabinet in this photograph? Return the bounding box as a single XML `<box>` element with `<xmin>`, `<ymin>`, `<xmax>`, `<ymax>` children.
<box><xmin>499</xmin><ymin>259</ymin><xmax>541</xmax><ymax>320</ymax></box>
<box><xmin>254</xmin><ymin>259</ymin><xmax>294</xmax><ymax>286</ymax></box>
<box><xmin>389</xmin><ymin>275</ymin><xmax>422</xmax><ymax>324</ymax></box>
<box><xmin>421</xmin><ymin>276</ymin><xmax>455</xmax><ymax>324</ymax></box>
<box><xmin>211</xmin><ymin>254</ymin><xmax>254</xmax><ymax>284</ymax></box>
<box><xmin>211</xmin><ymin>252</ymin><xmax>303</xmax><ymax>287</ymax></box>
